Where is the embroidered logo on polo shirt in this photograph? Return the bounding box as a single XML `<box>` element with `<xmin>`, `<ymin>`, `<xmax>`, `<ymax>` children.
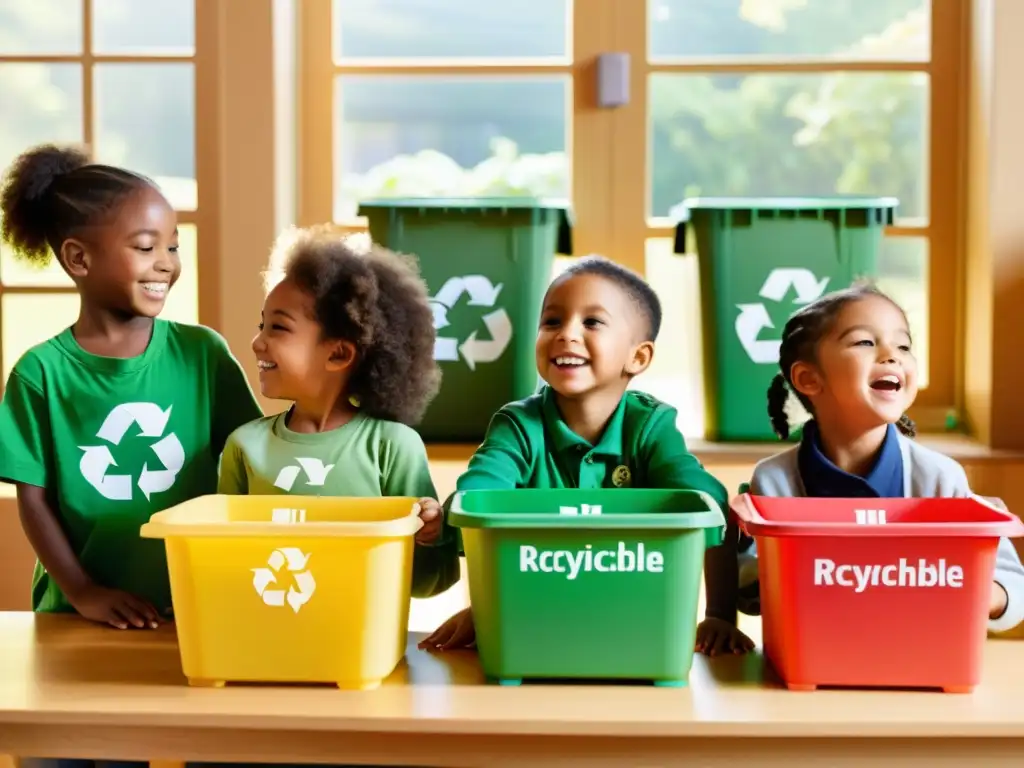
<box><xmin>612</xmin><ymin>465</ymin><xmax>632</xmax><ymax>487</ymax></box>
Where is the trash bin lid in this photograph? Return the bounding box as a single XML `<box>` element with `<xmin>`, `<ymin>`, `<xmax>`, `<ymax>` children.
<box><xmin>357</xmin><ymin>197</ymin><xmax>573</xmax><ymax>255</ymax></box>
<box><xmin>681</xmin><ymin>195</ymin><xmax>899</xmax><ymax>213</ymax></box>
<box><xmin>358</xmin><ymin>196</ymin><xmax>571</xmax><ymax>212</ymax></box>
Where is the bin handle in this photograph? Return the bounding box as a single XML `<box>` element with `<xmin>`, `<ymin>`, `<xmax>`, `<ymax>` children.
<box><xmin>409</xmin><ymin>505</ymin><xmax>425</xmax><ymax>534</ymax></box>
<box><xmin>672</xmin><ymin>220</ymin><xmax>687</xmax><ymax>255</ymax></box>
<box><xmin>730</xmin><ymin>492</ymin><xmax>1024</xmax><ymax>539</ymax></box>
<box><xmin>969</xmin><ymin>495</ymin><xmax>1024</xmax><ymax>533</ymax></box>
<box><xmin>730</xmin><ymin>493</ymin><xmax>762</xmax><ymax>538</ymax></box>
<box><xmin>973</xmin><ymin>494</ymin><xmax>1010</xmax><ymax>513</ymax></box>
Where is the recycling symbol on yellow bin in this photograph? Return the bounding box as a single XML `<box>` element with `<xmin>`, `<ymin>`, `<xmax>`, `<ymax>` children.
<box><xmin>252</xmin><ymin>548</ymin><xmax>316</xmax><ymax>613</ymax></box>
<box><xmin>429</xmin><ymin>275</ymin><xmax>512</xmax><ymax>370</ymax></box>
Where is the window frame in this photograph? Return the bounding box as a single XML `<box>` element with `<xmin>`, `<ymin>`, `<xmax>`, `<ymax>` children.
<box><xmin>297</xmin><ymin>0</ymin><xmax>613</xmax><ymax>255</ymax></box>
<box><xmin>0</xmin><ymin>0</ymin><xmax>207</xmax><ymax>392</ymax></box>
<box><xmin>297</xmin><ymin>0</ymin><xmax>968</xmax><ymax>434</ymax></box>
<box><xmin>607</xmin><ymin>0</ymin><xmax>966</xmax><ymax>430</ymax></box>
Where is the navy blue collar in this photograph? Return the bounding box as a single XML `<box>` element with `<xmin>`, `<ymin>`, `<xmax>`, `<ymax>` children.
<box><xmin>797</xmin><ymin>420</ymin><xmax>904</xmax><ymax>498</ymax></box>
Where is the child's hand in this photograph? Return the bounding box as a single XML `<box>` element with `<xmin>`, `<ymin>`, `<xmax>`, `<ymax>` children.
<box><xmin>991</xmin><ymin>581</ymin><xmax>1008</xmax><ymax>619</ymax></box>
<box><xmin>69</xmin><ymin>584</ymin><xmax>161</xmax><ymax>630</ymax></box>
<box><xmin>414</xmin><ymin>497</ymin><xmax>443</xmax><ymax>545</ymax></box>
<box><xmin>695</xmin><ymin>617</ymin><xmax>755</xmax><ymax>656</ymax></box>
<box><xmin>418</xmin><ymin>607</ymin><xmax>475</xmax><ymax>651</ymax></box>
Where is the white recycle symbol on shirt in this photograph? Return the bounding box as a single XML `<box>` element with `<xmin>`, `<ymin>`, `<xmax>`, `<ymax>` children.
<box><xmin>429</xmin><ymin>275</ymin><xmax>513</xmax><ymax>370</ymax></box>
<box><xmin>252</xmin><ymin>548</ymin><xmax>316</xmax><ymax>613</ymax></box>
<box><xmin>78</xmin><ymin>402</ymin><xmax>185</xmax><ymax>501</ymax></box>
<box><xmin>273</xmin><ymin>457</ymin><xmax>334</xmax><ymax>492</ymax></box>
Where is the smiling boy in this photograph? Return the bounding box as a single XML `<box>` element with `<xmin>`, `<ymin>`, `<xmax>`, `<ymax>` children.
<box><xmin>420</xmin><ymin>255</ymin><xmax>730</xmax><ymax>650</ymax></box>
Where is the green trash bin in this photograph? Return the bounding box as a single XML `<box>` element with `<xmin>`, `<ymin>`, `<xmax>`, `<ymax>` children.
<box><xmin>674</xmin><ymin>196</ymin><xmax>898</xmax><ymax>442</ymax></box>
<box><xmin>449</xmin><ymin>488</ymin><xmax>725</xmax><ymax>686</ymax></box>
<box><xmin>359</xmin><ymin>198</ymin><xmax>573</xmax><ymax>443</ymax></box>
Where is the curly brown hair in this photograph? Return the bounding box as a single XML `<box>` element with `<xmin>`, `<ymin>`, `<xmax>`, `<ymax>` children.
<box><xmin>266</xmin><ymin>226</ymin><xmax>441</xmax><ymax>426</ymax></box>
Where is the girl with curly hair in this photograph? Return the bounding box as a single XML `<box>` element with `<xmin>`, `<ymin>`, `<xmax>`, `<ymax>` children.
<box><xmin>219</xmin><ymin>225</ymin><xmax>459</xmax><ymax>598</ymax></box>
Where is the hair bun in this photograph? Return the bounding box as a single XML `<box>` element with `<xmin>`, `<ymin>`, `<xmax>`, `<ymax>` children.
<box><xmin>1</xmin><ymin>143</ymin><xmax>92</xmax><ymax>266</ymax></box>
<box><xmin>9</xmin><ymin>143</ymin><xmax>92</xmax><ymax>203</ymax></box>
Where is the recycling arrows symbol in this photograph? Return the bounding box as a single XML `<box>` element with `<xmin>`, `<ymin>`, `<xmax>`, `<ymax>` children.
<box><xmin>429</xmin><ymin>275</ymin><xmax>513</xmax><ymax>371</ymax></box>
<box><xmin>273</xmin><ymin>457</ymin><xmax>335</xmax><ymax>492</ymax></box>
<box><xmin>735</xmin><ymin>268</ymin><xmax>831</xmax><ymax>364</ymax></box>
<box><xmin>78</xmin><ymin>402</ymin><xmax>185</xmax><ymax>501</ymax></box>
<box><xmin>252</xmin><ymin>547</ymin><xmax>316</xmax><ymax>613</ymax></box>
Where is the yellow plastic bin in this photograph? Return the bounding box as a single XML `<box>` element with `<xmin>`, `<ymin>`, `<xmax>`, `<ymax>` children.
<box><xmin>140</xmin><ymin>494</ymin><xmax>422</xmax><ymax>690</ymax></box>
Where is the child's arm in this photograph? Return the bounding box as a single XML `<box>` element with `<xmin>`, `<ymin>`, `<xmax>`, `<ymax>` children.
<box><xmin>17</xmin><ymin>485</ymin><xmax>159</xmax><ymax>629</ymax></box>
<box><xmin>419</xmin><ymin>411</ymin><xmax>533</xmax><ymax>653</ymax></box>
<box><xmin>702</xmin><ymin>514</ymin><xmax>742</xmax><ymax>624</ymax></box>
<box><xmin>944</xmin><ymin>465</ymin><xmax>1024</xmax><ymax>635</ymax></box>
<box><xmin>642</xmin><ymin>408</ymin><xmax>729</xmax><ymax>505</ymax></box>
<box><xmin>641</xmin><ymin>407</ymin><xmax>733</xmax><ymax>616</ymax></box>
<box><xmin>642</xmin><ymin>408</ymin><xmax>753</xmax><ymax>654</ymax></box>
<box><xmin>381</xmin><ymin>426</ymin><xmax>461</xmax><ymax>599</ymax></box>
<box><xmin>217</xmin><ymin>433</ymin><xmax>249</xmax><ymax>495</ymax></box>
<box><xmin>207</xmin><ymin>329</ymin><xmax>264</xmax><ymax>456</ymax></box>
<box><xmin>453</xmin><ymin>412</ymin><xmax>531</xmax><ymax>493</ymax></box>
<box><xmin>988</xmin><ymin>532</ymin><xmax>1024</xmax><ymax>634</ymax></box>
<box><xmin>423</xmin><ymin>406</ymin><xmax>541</xmax><ymax>652</ymax></box>
<box><xmin>0</xmin><ymin>369</ymin><xmax>159</xmax><ymax>629</ymax></box>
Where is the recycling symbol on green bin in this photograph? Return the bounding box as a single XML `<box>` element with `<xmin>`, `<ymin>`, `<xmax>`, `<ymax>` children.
<box><xmin>735</xmin><ymin>268</ymin><xmax>830</xmax><ymax>364</ymax></box>
<box><xmin>430</xmin><ymin>275</ymin><xmax>512</xmax><ymax>370</ymax></box>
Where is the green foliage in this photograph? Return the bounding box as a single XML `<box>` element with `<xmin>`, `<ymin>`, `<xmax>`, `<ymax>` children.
<box><xmin>338</xmin><ymin>137</ymin><xmax>567</xmax><ymax>205</ymax></box>
<box><xmin>340</xmin><ymin>1</ymin><xmax>929</xmax><ymax>227</ymax></box>
<box><xmin>0</xmin><ymin>0</ymin><xmax>930</xmax><ymax>230</ymax></box>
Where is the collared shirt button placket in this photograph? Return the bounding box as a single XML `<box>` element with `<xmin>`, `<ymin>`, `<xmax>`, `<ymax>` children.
<box><xmin>579</xmin><ymin>454</ymin><xmax>603</xmax><ymax>488</ymax></box>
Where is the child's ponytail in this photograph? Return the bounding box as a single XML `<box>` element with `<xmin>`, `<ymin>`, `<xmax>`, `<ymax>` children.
<box><xmin>0</xmin><ymin>144</ymin><xmax>90</xmax><ymax>266</ymax></box>
<box><xmin>895</xmin><ymin>413</ymin><xmax>917</xmax><ymax>438</ymax></box>
<box><xmin>767</xmin><ymin>373</ymin><xmax>791</xmax><ymax>440</ymax></box>
<box><xmin>0</xmin><ymin>142</ymin><xmax>153</xmax><ymax>268</ymax></box>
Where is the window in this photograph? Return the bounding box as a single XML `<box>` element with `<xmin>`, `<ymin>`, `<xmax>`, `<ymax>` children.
<box><xmin>622</xmin><ymin>0</ymin><xmax>962</xmax><ymax>435</ymax></box>
<box><xmin>298</xmin><ymin>0</ymin><xmax>578</xmax><ymax>228</ymax></box>
<box><xmin>299</xmin><ymin>0</ymin><xmax>965</xmax><ymax>437</ymax></box>
<box><xmin>0</xmin><ymin>0</ymin><xmax>200</xmax><ymax>387</ymax></box>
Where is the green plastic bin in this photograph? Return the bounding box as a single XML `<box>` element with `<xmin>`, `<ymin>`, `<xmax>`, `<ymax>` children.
<box><xmin>358</xmin><ymin>198</ymin><xmax>573</xmax><ymax>443</ymax></box>
<box><xmin>674</xmin><ymin>196</ymin><xmax>898</xmax><ymax>442</ymax></box>
<box><xmin>449</xmin><ymin>488</ymin><xmax>725</xmax><ymax>686</ymax></box>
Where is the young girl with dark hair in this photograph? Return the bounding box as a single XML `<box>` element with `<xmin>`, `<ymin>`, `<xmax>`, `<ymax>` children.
<box><xmin>0</xmin><ymin>144</ymin><xmax>261</xmax><ymax>767</ymax></box>
<box><xmin>697</xmin><ymin>284</ymin><xmax>1024</xmax><ymax>656</ymax></box>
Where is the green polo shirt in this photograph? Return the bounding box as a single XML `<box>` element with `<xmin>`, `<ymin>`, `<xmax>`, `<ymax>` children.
<box><xmin>456</xmin><ymin>386</ymin><xmax>727</xmax><ymax>507</ymax></box>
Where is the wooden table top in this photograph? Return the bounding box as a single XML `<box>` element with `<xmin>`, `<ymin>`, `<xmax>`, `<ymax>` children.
<box><xmin>0</xmin><ymin>612</ymin><xmax>1022</xmax><ymax>740</ymax></box>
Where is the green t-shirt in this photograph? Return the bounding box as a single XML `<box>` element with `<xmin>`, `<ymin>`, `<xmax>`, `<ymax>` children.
<box><xmin>219</xmin><ymin>410</ymin><xmax>461</xmax><ymax>598</ymax></box>
<box><xmin>0</xmin><ymin>320</ymin><xmax>263</xmax><ymax>614</ymax></box>
<box><xmin>457</xmin><ymin>385</ymin><xmax>728</xmax><ymax>507</ymax></box>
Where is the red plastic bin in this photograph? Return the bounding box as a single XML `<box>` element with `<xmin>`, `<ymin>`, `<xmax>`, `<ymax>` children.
<box><xmin>733</xmin><ymin>494</ymin><xmax>1024</xmax><ymax>693</ymax></box>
